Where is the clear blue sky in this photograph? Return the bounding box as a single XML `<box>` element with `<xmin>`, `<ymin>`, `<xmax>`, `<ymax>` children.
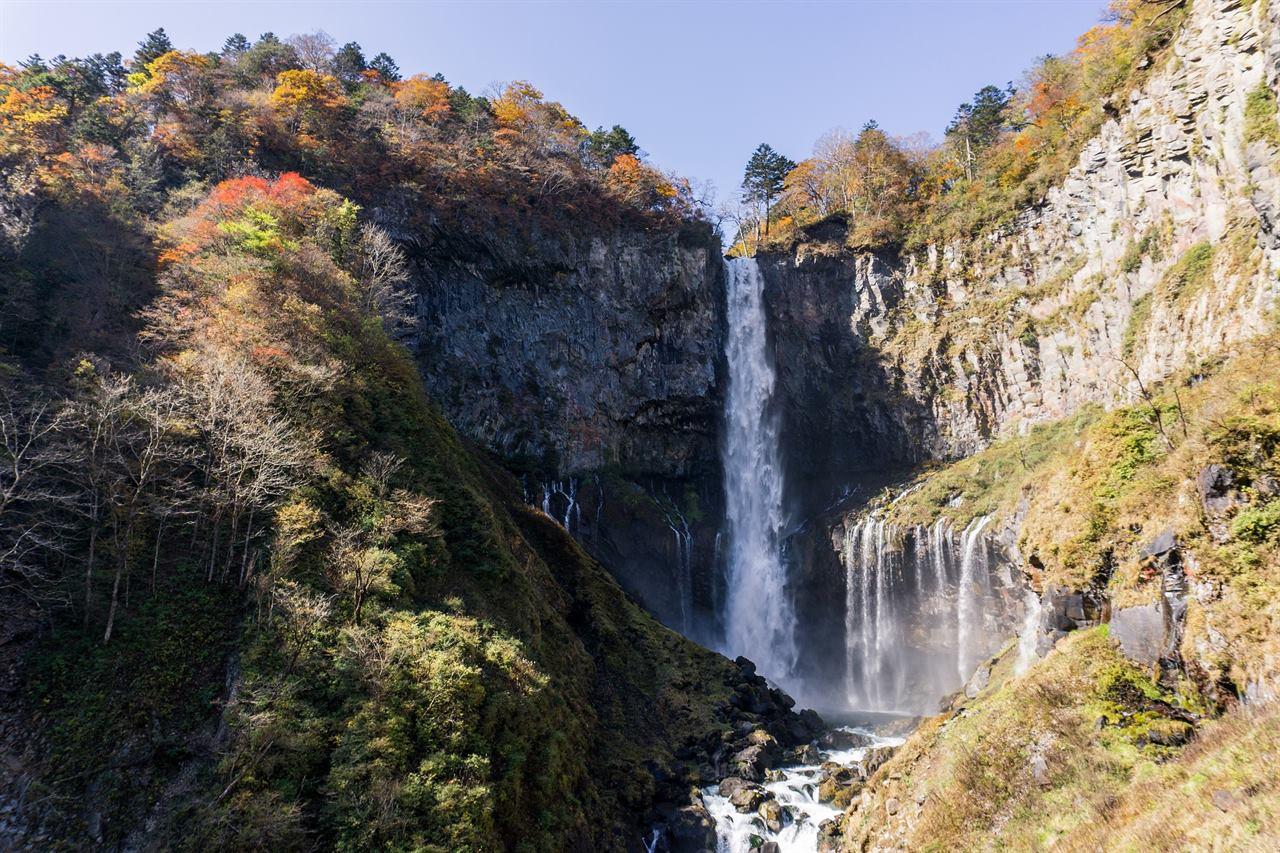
<box><xmin>0</xmin><ymin>0</ymin><xmax>1107</xmax><ymax>206</ymax></box>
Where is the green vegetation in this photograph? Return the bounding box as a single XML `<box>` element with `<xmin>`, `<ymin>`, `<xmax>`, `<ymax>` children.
<box><xmin>1160</xmin><ymin>241</ymin><xmax>1215</xmax><ymax>303</ymax></box>
<box><xmin>1122</xmin><ymin>292</ymin><xmax>1153</xmax><ymax>358</ymax></box>
<box><xmin>1244</xmin><ymin>80</ymin><xmax>1280</xmax><ymax>147</ymax></box>
<box><xmin>1</xmin><ymin>152</ymin><xmax>736</xmax><ymax>850</ymax></box>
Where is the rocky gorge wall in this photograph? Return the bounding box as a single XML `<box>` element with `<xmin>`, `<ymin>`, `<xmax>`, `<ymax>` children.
<box><xmin>760</xmin><ymin>0</ymin><xmax>1280</xmax><ymax>713</ymax></box>
<box><xmin>398</xmin><ymin>216</ymin><xmax>730</xmax><ymax>636</ymax></box>
<box><xmin>763</xmin><ymin>0</ymin><xmax>1280</xmax><ymax>470</ymax></box>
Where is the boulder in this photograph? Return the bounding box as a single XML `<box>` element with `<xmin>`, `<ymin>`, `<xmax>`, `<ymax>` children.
<box><xmin>817</xmin><ymin>775</ymin><xmax>860</xmax><ymax>808</ymax></box>
<box><xmin>716</xmin><ymin>776</ymin><xmax>751</xmax><ymax>799</ymax></box>
<box><xmin>859</xmin><ymin>746</ymin><xmax>897</xmax><ymax>779</ymax></box>
<box><xmin>1110</xmin><ymin>603</ymin><xmax>1163</xmax><ymax>668</ymax></box>
<box><xmin>821</xmin><ymin>728</ymin><xmax>872</xmax><ymax>750</ymax></box>
<box><xmin>728</xmin><ymin>784</ymin><xmax>765</xmax><ymax>813</ymax></box>
<box><xmin>730</xmin><ymin>744</ymin><xmax>773</xmax><ymax>781</ymax></box>
<box><xmin>816</xmin><ymin>818</ymin><xmax>843</xmax><ymax>852</ymax></box>
<box><xmin>1195</xmin><ymin>465</ymin><xmax>1238</xmax><ymax>513</ymax></box>
<box><xmin>1140</xmin><ymin>528</ymin><xmax>1177</xmax><ymax>560</ymax></box>
<box><xmin>964</xmin><ymin>665</ymin><xmax>991</xmax><ymax>698</ymax></box>
<box><xmin>758</xmin><ymin>797</ymin><xmax>785</xmax><ymax>832</ymax></box>
<box><xmin>666</xmin><ymin>804</ymin><xmax>717</xmax><ymax>853</ymax></box>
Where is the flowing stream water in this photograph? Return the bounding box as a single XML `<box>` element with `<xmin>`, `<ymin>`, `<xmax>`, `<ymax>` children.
<box><xmin>721</xmin><ymin>256</ymin><xmax>796</xmax><ymax>680</ymax></box>
<box><xmin>702</xmin><ymin>727</ymin><xmax>904</xmax><ymax>852</ymax></box>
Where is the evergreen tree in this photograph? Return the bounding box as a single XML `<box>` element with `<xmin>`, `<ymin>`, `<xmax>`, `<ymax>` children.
<box><xmin>333</xmin><ymin>41</ymin><xmax>366</xmax><ymax>86</ymax></box>
<box><xmin>946</xmin><ymin>83</ymin><xmax>1015</xmax><ymax>179</ymax></box>
<box><xmin>368</xmin><ymin>52</ymin><xmax>401</xmax><ymax>82</ymax></box>
<box><xmin>133</xmin><ymin>28</ymin><xmax>172</xmax><ymax>68</ymax></box>
<box><xmin>222</xmin><ymin>33</ymin><xmax>251</xmax><ymax>56</ymax></box>
<box><xmin>586</xmin><ymin>125</ymin><xmax>639</xmax><ymax>166</ymax></box>
<box><xmin>741</xmin><ymin>143</ymin><xmax>796</xmax><ymax>236</ymax></box>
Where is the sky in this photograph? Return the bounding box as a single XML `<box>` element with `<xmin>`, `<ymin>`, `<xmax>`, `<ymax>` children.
<box><xmin>0</xmin><ymin>0</ymin><xmax>1108</xmax><ymax>207</ymax></box>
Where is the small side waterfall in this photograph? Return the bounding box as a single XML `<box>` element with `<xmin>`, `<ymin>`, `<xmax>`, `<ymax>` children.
<box><xmin>722</xmin><ymin>256</ymin><xmax>797</xmax><ymax>680</ymax></box>
<box><xmin>664</xmin><ymin>505</ymin><xmax>695</xmax><ymax>635</ymax></box>
<box><xmin>840</xmin><ymin>513</ymin><xmax>1018</xmax><ymax>713</ymax></box>
<box><xmin>1015</xmin><ymin>588</ymin><xmax>1043</xmax><ymax>675</ymax></box>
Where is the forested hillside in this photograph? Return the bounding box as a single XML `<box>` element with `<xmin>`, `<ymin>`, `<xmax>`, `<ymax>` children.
<box><xmin>0</xmin><ymin>29</ymin><xmax>806</xmax><ymax>851</ymax></box>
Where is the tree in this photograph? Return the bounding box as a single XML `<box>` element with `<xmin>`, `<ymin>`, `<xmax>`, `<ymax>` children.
<box><xmin>287</xmin><ymin>31</ymin><xmax>336</xmax><ymax>74</ymax></box>
<box><xmin>222</xmin><ymin>33</ymin><xmax>251</xmax><ymax>56</ymax></box>
<box><xmin>741</xmin><ymin>143</ymin><xmax>795</xmax><ymax>237</ymax></box>
<box><xmin>945</xmin><ymin>84</ymin><xmax>1015</xmax><ymax>179</ymax></box>
<box><xmin>333</xmin><ymin>41</ymin><xmax>366</xmax><ymax>87</ymax></box>
<box><xmin>368</xmin><ymin>52</ymin><xmax>400</xmax><ymax>83</ymax></box>
<box><xmin>327</xmin><ymin>452</ymin><xmax>436</xmax><ymax>622</ymax></box>
<box><xmin>353</xmin><ymin>223</ymin><xmax>415</xmax><ymax>333</ymax></box>
<box><xmin>133</xmin><ymin>28</ymin><xmax>173</xmax><ymax>69</ymax></box>
<box><xmin>585</xmin><ymin>124</ymin><xmax>638</xmax><ymax>167</ymax></box>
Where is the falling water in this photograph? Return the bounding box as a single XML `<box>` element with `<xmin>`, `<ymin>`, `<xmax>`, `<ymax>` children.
<box><xmin>1014</xmin><ymin>589</ymin><xmax>1043</xmax><ymax>675</ymax></box>
<box><xmin>665</xmin><ymin>506</ymin><xmax>694</xmax><ymax>635</ymax></box>
<box><xmin>722</xmin><ymin>256</ymin><xmax>796</xmax><ymax>680</ymax></box>
<box><xmin>841</xmin><ymin>513</ymin><xmax>1016</xmax><ymax>713</ymax></box>
<box><xmin>956</xmin><ymin>515</ymin><xmax>993</xmax><ymax>682</ymax></box>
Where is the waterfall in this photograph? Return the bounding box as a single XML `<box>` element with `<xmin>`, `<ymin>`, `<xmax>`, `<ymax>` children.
<box><xmin>1015</xmin><ymin>588</ymin><xmax>1043</xmax><ymax>675</ymax></box>
<box><xmin>721</xmin><ymin>256</ymin><xmax>796</xmax><ymax>680</ymax></box>
<box><xmin>665</xmin><ymin>506</ymin><xmax>694</xmax><ymax>635</ymax></box>
<box><xmin>540</xmin><ymin>479</ymin><xmax>580</xmax><ymax>534</ymax></box>
<box><xmin>956</xmin><ymin>515</ymin><xmax>992</xmax><ymax>682</ymax></box>
<box><xmin>841</xmin><ymin>513</ymin><xmax>1015</xmax><ymax>713</ymax></box>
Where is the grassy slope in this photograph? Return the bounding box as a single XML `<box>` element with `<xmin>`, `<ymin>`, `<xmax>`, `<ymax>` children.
<box><xmin>843</xmin><ymin>628</ymin><xmax>1280</xmax><ymax>851</ymax></box>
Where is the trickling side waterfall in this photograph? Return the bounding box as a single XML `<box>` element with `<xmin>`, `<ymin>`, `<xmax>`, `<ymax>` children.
<box><xmin>722</xmin><ymin>256</ymin><xmax>797</xmax><ymax>681</ymax></box>
<box><xmin>840</xmin><ymin>514</ymin><xmax>1019</xmax><ymax>713</ymax></box>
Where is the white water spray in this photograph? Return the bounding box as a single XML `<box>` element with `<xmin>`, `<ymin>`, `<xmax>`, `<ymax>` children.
<box><xmin>956</xmin><ymin>515</ymin><xmax>993</xmax><ymax>682</ymax></box>
<box><xmin>722</xmin><ymin>257</ymin><xmax>796</xmax><ymax>679</ymax></box>
<box><xmin>1015</xmin><ymin>588</ymin><xmax>1043</xmax><ymax>676</ymax></box>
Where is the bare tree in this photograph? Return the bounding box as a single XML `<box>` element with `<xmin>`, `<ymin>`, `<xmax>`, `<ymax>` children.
<box><xmin>286</xmin><ymin>31</ymin><xmax>336</xmax><ymax>74</ymax></box>
<box><xmin>354</xmin><ymin>223</ymin><xmax>416</xmax><ymax>334</ymax></box>
<box><xmin>176</xmin><ymin>353</ymin><xmax>313</xmax><ymax>586</ymax></box>
<box><xmin>0</xmin><ymin>384</ymin><xmax>72</xmax><ymax>614</ymax></box>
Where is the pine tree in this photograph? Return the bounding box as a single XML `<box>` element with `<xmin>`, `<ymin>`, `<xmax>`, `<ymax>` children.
<box><xmin>133</xmin><ymin>28</ymin><xmax>172</xmax><ymax>68</ymax></box>
<box><xmin>741</xmin><ymin>143</ymin><xmax>796</xmax><ymax>237</ymax></box>
<box><xmin>368</xmin><ymin>52</ymin><xmax>401</xmax><ymax>82</ymax></box>
<box><xmin>222</xmin><ymin>33</ymin><xmax>251</xmax><ymax>56</ymax></box>
<box><xmin>333</xmin><ymin>41</ymin><xmax>366</xmax><ymax>86</ymax></box>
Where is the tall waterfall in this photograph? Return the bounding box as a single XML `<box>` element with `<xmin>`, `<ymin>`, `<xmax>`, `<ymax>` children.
<box><xmin>721</xmin><ymin>257</ymin><xmax>796</xmax><ymax>680</ymax></box>
<box><xmin>841</xmin><ymin>514</ymin><xmax>1017</xmax><ymax>713</ymax></box>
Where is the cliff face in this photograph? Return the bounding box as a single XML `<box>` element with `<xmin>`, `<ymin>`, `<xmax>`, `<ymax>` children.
<box><xmin>762</xmin><ymin>0</ymin><xmax>1279</xmax><ymax>468</ymax></box>
<box><xmin>758</xmin><ymin>0</ymin><xmax>1280</xmax><ymax>715</ymax></box>
<box><xmin>400</xmin><ymin>218</ymin><xmax>728</xmax><ymax>635</ymax></box>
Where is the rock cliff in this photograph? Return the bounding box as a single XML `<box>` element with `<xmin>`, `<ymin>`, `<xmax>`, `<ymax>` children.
<box><xmin>402</xmin><ymin>217</ymin><xmax>729</xmax><ymax>635</ymax></box>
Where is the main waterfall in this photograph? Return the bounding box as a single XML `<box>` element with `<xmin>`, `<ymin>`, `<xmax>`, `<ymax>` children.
<box><xmin>721</xmin><ymin>257</ymin><xmax>797</xmax><ymax>681</ymax></box>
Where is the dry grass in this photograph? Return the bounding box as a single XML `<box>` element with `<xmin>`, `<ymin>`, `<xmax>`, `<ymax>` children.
<box><xmin>843</xmin><ymin>630</ymin><xmax>1280</xmax><ymax>852</ymax></box>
